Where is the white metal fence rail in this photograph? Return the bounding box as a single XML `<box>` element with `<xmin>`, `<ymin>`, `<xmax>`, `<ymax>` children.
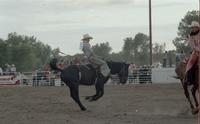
<box><xmin>110</xmin><ymin>68</ymin><xmax>152</xmax><ymax>84</ymax></box>
<box><xmin>0</xmin><ymin>67</ymin><xmax>178</xmax><ymax>86</ymax></box>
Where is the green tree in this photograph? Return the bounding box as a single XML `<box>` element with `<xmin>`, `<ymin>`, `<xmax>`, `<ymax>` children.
<box><xmin>122</xmin><ymin>33</ymin><xmax>166</xmax><ymax>65</ymax></box>
<box><xmin>92</xmin><ymin>42</ymin><xmax>112</xmax><ymax>59</ymax></box>
<box><xmin>122</xmin><ymin>33</ymin><xmax>149</xmax><ymax>65</ymax></box>
<box><xmin>5</xmin><ymin>33</ymin><xmax>35</xmax><ymax>71</ymax></box>
<box><xmin>153</xmin><ymin>43</ymin><xmax>166</xmax><ymax>63</ymax></box>
<box><xmin>134</xmin><ymin>33</ymin><xmax>149</xmax><ymax>65</ymax></box>
<box><xmin>1</xmin><ymin>32</ymin><xmax>54</xmax><ymax>71</ymax></box>
<box><xmin>0</xmin><ymin>38</ymin><xmax>7</xmax><ymax>67</ymax></box>
<box><xmin>122</xmin><ymin>37</ymin><xmax>134</xmax><ymax>62</ymax></box>
<box><xmin>173</xmin><ymin>10</ymin><xmax>199</xmax><ymax>53</ymax></box>
<box><xmin>109</xmin><ymin>52</ymin><xmax>124</xmax><ymax>62</ymax></box>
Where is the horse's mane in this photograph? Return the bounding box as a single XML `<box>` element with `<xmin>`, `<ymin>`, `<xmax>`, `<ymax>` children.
<box><xmin>49</xmin><ymin>58</ymin><xmax>59</xmax><ymax>70</ymax></box>
<box><xmin>49</xmin><ymin>58</ymin><xmax>63</xmax><ymax>71</ymax></box>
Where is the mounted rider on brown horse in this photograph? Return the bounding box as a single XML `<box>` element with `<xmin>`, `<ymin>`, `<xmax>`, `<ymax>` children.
<box><xmin>176</xmin><ymin>21</ymin><xmax>200</xmax><ymax>114</ymax></box>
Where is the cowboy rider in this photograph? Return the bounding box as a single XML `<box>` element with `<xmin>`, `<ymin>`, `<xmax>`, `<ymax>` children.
<box><xmin>185</xmin><ymin>21</ymin><xmax>200</xmax><ymax>85</ymax></box>
<box><xmin>80</xmin><ymin>33</ymin><xmax>110</xmax><ymax>77</ymax></box>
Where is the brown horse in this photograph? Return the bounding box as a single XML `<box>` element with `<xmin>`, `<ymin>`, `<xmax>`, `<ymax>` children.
<box><xmin>175</xmin><ymin>61</ymin><xmax>199</xmax><ymax>114</ymax></box>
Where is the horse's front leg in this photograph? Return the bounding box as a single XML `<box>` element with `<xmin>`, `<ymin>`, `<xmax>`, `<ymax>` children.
<box><xmin>85</xmin><ymin>83</ymin><xmax>101</xmax><ymax>101</ymax></box>
<box><xmin>86</xmin><ymin>75</ymin><xmax>105</xmax><ymax>101</ymax></box>
<box><xmin>85</xmin><ymin>78</ymin><xmax>99</xmax><ymax>100</ymax></box>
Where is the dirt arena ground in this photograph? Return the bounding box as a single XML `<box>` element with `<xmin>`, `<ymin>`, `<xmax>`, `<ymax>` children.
<box><xmin>0</xmin><ymin>83</ymin><xmax>197</xmax><ymax>124</ymax></box>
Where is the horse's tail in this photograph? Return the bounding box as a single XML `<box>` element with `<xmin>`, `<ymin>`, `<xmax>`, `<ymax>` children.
<box><xmin>49</xmin><ymin>58</ymin><xmax>63</xmax><ymax>72</ymax></box>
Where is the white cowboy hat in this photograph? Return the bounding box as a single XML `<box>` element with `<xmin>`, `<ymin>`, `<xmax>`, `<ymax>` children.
<box><xmin>81</xmin><ymin>34</ymin><xmax>93</xmax><ymax>40</ymax></box>
<box><xmin>189</xmin><ymin>21</ymin><xmax>200</xmax><ymax>28</ymax></box>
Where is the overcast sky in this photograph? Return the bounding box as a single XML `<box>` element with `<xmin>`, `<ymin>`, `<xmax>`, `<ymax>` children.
<box><xmin>0</xmin><ymin>0</ymin><xmax>198</xmax><ymax>55</ymax></box>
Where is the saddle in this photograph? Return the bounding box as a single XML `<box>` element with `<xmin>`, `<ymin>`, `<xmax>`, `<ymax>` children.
<box><xmin>76</xmin><ymin>64</ymin><xmax>100</xmax><ymax>75</ymax></box>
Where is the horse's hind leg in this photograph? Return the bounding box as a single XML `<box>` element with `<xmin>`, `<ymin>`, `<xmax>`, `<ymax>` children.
<box><xmin>191</xmin><ymin>85</ymin><xmax>198</xmax><ymax>107</ymax></box>
<box><xmin>191</xmin><ymin>85</ymin><xmax>199</xmax><ymax>114</ymax></box>
<box><xmin>183</xmin><ymin>84</ymin><xmax>196</xmax><ymax>114</ymax></box>
<box><xmin>69</xmin><ymin>84</ymin><xmax>86</xmax><ymax>111</ymax></box>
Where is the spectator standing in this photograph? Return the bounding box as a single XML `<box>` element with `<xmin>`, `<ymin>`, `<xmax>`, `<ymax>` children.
<box><xmin>10</xmin><ymin>64</ymin><xmax>16</xmax><ymax>74</ymax></box>
<box><xmin>0</xmin><ymin>67</ymin><xmax>3</xmax><ymax>75</ymax></box>
<box><xmin>5</xmin><ymin>63</ymin><xmax>11</xmax><ymax>74</ymax></box>
<box><xmin>163</xmin><ymin>51</ymin><xmax>168</xmax><ymax>68</ymax></box>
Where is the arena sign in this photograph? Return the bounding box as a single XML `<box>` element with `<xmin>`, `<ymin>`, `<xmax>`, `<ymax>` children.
<box><xmin>0</xmin><ymin>75</ymin><xmax>20</xmax><ymax>85</ymax></box>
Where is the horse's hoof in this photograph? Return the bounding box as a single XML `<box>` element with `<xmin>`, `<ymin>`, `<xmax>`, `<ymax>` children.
<box><xmin>89</xmin><ymin>97</ymin><xmax>99</xmax><ymax>102</ymax></box>
<box><xmin>81</xmin><ymin>108</ymin><xmax>87</xmax><ymax>111</ymax></box>
<box><xmin>85</xmin><ymin>96</ymin><xmax>97</xmax><ymax>102</ymax></box>
<box><xmin>81</xmin><ymin>107</ymin><xmax>87</xmax><ymax>111</ymax></box>
<box><xmin>88</xmin><ymin>98</ymin><xmax>95</xmax><ymax>102</ymax></box>
<box><xmin>192</xmin><ymin>108</ymin><xmax>199</xmax><ymax>115</ymax></box>
<box><xmin>85</xmin><ymin>96</ymin><xmax>92</xmax><ymax>100</ymax></box>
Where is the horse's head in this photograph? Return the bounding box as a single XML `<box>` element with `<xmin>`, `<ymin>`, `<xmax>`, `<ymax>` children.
<box><xmin>107</xmin><ymin>61</ymin><xmax>130</xmax><ymax>84</ymax></box>
<box><xmin>119</xmin><ymin>63</ymin><xmax>130</xmax><ymax>84</ymax></box>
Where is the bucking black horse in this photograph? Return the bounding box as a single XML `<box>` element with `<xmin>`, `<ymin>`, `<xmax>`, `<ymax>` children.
<box><xmin>49</xmin><ymin>58</ymin><xmax>129</xmax><ymax>111</ymax></box>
